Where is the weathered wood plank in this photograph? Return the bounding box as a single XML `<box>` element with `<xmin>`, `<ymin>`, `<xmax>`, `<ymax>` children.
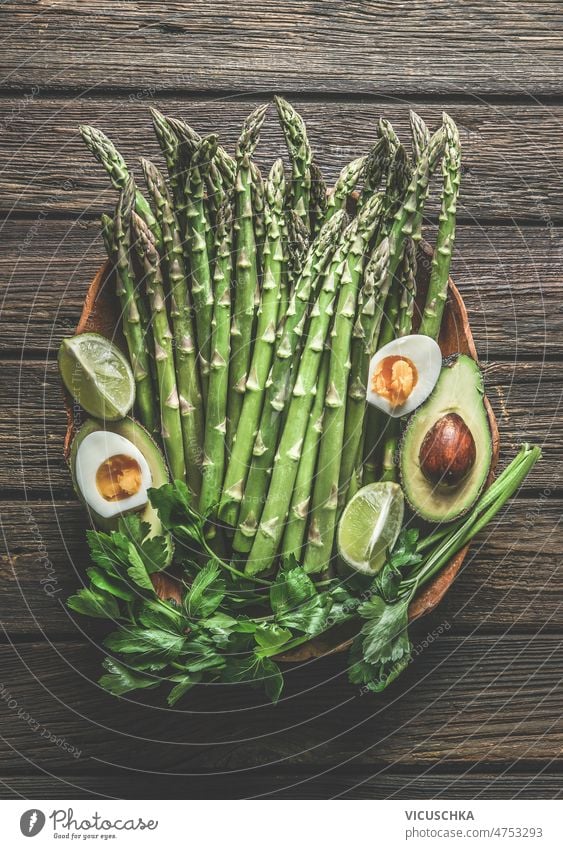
<box><xmin>1</xmin><ymin>498</ymin><xmax>561</xmax><ymax>636</ymax></box>
<box><xmin>1</xmin><ymin>2</ymin><xmax>563</xmax><ymax>96</ymax></box>
<box><xmin>2</xmin><ymin>97</ymin><xmax>563</xmax><ymax>221</ymax></box>
<box><xmin>1</xmin><ymin>219</ymin><xmax>562</xmax><ymax>357</ymax></box>
<box><xmin>1</xmin><ymin>360</ymin><xmax>559</xmax><ymax>494</ymax></box>
<box><xmin>0</xmin><ymin>769</ymin><xmax>559</xmax><ymax>800</ymax></box>
<box><xmin>0</xmin><ymin>636</ymin><xmax>560</xmax><ymax>772</ymax></box>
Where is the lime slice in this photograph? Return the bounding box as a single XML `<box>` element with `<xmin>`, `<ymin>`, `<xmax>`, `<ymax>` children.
<box><xmin>58</xmin><ymin>333</ymin><xmax>135</xmax><ymax>421</ymax></box>
<box><xmin>337</xmin><ymin>482</ymin><xmax>405</xmax><ymax>575</ymax></box>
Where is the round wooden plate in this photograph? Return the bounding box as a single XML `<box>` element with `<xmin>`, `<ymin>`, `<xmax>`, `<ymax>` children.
<box><xmin>63</xmin><ymin>241</ymin><xmax>499</xmax><ymax>663</ymax></box>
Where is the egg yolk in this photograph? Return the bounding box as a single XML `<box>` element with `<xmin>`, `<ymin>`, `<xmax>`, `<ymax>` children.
<box><xmin>96</xmin><ymin>454</ymin><xmax>143</xmax><ymax>502</ymax></box>
<box><xmin>372</xmin><ymin>355</ymin><xmax>418</xmax><ymax>407</ymax></box>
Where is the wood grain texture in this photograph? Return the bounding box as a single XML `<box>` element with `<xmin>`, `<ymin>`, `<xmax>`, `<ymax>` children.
<box><xmin>1</xmin><ymin>359</ymin><xmax>559</xmax><ymax>495</ymax></box>
<box><xmin>2</xmin><ymin>2</ymin><xmax>563</xmax><ymax>96</ymax></box>
<box><xmin>0</xmin><ymin>637</ymin><xmax>561</xmax><ymax>773</ymax></box>
<box><xmin>0</xmin><ymin>770</ymin><xmax>560</xmax><ymax>800</ymax></box>
<box><xmin>2</xmin><ymin>97</ymin><xmax>563</xmax><ymax>221</ymax></box>
<box><xmin>1</xmin><ymin>498</ymin><xmax>561</xmax><ymax>637</ymax></box>
<box><xmin>2</xmin><ymin>219</ymin><xmax>562</xmax><ymax>357</ymax></box>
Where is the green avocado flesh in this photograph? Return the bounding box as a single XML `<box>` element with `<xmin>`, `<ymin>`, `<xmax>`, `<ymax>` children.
<box><xmin>70</xmin><ymin>417</ymin><xmax>169</xmax><ymax>540</ymax></box>
<box><xmin>400</xmin><ymin>354</ymin><xmax>493</xmax><ymax>523</ymax></box>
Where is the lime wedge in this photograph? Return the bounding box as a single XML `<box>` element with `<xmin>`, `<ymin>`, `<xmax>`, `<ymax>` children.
<box><xmin>58</xmin><ymin>333</ymin><xmax>135</xmax><ymax>421</ymax></box>
<box><xmin>337</xmin><ymin>482</ymin><xmax>404</xmax><ymax>575</ymax></box>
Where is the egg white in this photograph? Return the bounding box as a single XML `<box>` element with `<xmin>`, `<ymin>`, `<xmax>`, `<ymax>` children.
<box><xmin>367</xmin><ymin>334</ymin><xmax>443</xmax><ymax>418</ymax></box>
<box><xmin>75</xmin><ymin>431</ymin><xmax>152</xmax><ymax>519</ymax></box>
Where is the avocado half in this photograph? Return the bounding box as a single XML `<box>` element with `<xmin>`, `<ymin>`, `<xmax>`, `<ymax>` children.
<box><xmin>69</xmin><ymin>417</ymin><xmax>170</xmax><ymax>543</ymax></box>
<box><xmin>400</xmin><ymin>354</ymin><xmax>492</xmax><ymax>523</ymax></box>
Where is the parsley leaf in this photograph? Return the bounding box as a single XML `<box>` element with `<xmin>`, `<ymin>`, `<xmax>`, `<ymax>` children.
<box><xmin>99</xmin><ymin>658</ymin><xmax>161</xmax><ymax>696</ymax></box>
<box><xmin>270</xmin><ymin>567</ymin><xmax>330</xmax><ymax>635</ymax></box>
<box><xmin>185</xmin><ymin>561</ymin><xmax>225</xmax><ymax>618</ymax></box>
<box><xmin>67</xmin><ymin>587</ymin><xmax>121</xmax><ymax>620</ymax></box>
<box><xmin>222</xmin><ymin>653</ymin><xmax>284</xmax><ymax>703</ymax></box>
<box><xmin>105</xmin><ymin>626</ymin><xmax>185</xmax><ymax>656</ymax></box>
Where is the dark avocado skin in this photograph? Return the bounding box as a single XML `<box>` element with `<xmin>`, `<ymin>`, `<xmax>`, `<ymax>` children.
<box><xmin>69</xmin><ymin>418</ymin><xmax>172</xmax><ymax>560</ymax></box>
<box><xmin>399</xmin><ymin>354</ymin><xmax>492</xmax><ymax>523</ymax></box>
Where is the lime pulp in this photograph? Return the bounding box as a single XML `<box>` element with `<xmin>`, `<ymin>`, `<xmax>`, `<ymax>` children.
<box><xmin>337</xmin><ymin>481</ymin><xmax>405</xmax><ymax>575</ymax></box>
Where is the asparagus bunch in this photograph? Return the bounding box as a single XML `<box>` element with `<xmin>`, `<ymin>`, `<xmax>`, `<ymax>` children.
<box><xmin>87</xmin><ymin>104</ymin><xmax>465</xmax><ymax>588</ymax></box>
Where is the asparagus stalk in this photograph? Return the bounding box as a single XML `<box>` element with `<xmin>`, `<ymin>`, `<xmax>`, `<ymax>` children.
<box><xmin>79</xmin><ymin>125</ymin><xmax>162</xmax><ymax>248</ymax></box>
<box><xmin>233</xmin><ymin>211</ymin><xmax>346</xmax><ymax>553</ymax></box>
<box><xmin>379</xmin><ymin>238</ymin><xmax>418</xmax><ymax>483</ymax></box>
<box><xmin>396</xmin><ymin>235</ymin><xmax>417</xmax><ymax>338</ymax></box>
<box><xmin>247</xmin><ymin>199</ymin><xmax>381</xmax><ymax>575</ymax></box>
<box><xmin>338</xmin><ymin>236</ymin><xmax>391</xmax><ymax>504</ymax></box>
<box><xmin>285</xmin><ymin>209</ymin><xmax>310</xmax><ymax>288</ymax></box>
<box><xmin>281</xmin><ymin>348</ymin><xmax>330</xmax><ymax>558</ymax></box>
<box><xmin>250</xmin><ymin>161</ymin><xmax>266</xmax><ymax>274</ymax></box>
<box><xmin>220</xmin><ymin>160</ymin><xmax>285</xmax><ymax>526</ymax></box>
<box><xmin>199</xmin><ymin>204</ymin><xmax>233</xmax><ymax>519</ymax></box>
<box><xmin>112</xmin><ymin>178</ymin><xmax>156</xmax><ymax>433</ymax></box>
<box><xmin>325</xmin><ymin>156</ymin><xmax>366</xmax><ymax>222</ymax></box>
<box><xmin>302</xmin><ymin>195</ymin><xmax>384</xmax><ymax>574</ymax></box>
<box><xmin>357</xmin><ymin>136</ymin><xmax>389</xmax><ymax>209</ymax></box>
<box><xmin>275</xmin><ymin>96</ymin><xmax>312</xmax><ymax>228</ymax></box>
<box><xmin>141</xmin><ymin>158</ymin><xmax>204</xmax><ymax>496</ymax></box>
<box><xmin>131</xmin><ymin>212</ymin><xmax>186</xmax><ymax>482</ymax></box>
<box><xmin>419</xmin><ymin>113</ymin><xmax>461</xmax><ymax>340</ymax></box>
<box><xmin>309</xmin><ymin>161</ymin><xmax>328</xmax><ymax>234</ymax></box>
<box><xmin>150</xmin><ymin>107</ymin><xmax>185</xmax><ymax>211</ymax></box>
<box><xmin>228</xmin><ymin>105</ymin><xmax>268</xmax><ymax>444</ymax></box>
<box><xmin>184</xmin><ymin>134</ymin><xmax>219</xmax><ymax>400</ymax></box>
<box><xmin>409</xmin><ymin>110</ymin><xmax>430</xmax><ymax>162</ymax></box>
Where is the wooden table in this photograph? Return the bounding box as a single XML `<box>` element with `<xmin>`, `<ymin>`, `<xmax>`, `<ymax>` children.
<box><xmin>1</xmin><ymin>2</ymin><xmax>562</xmax><ymax>799</ymax></box>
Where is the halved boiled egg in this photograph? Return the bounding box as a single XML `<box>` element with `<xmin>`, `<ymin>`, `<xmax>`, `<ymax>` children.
<box><xmin>367</xmin><ymin>334</ymin><xmax>442</xmax><ymax>418</ymax></box>
<box><xmin>75</xmin><ymin>431</ymin><xmax>152</xmax><ymax>519</ymax></box>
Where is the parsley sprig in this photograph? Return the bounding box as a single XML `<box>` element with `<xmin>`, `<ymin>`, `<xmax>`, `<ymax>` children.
<box><xmin>67</xmin><ymin>446</ymin><xmax>540</xmax><ymax>703</ymax></box>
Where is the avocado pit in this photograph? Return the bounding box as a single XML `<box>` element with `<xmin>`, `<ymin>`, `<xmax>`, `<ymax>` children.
<box><xmin>419</xmin><ymin>412</ymin><xmax>476</xmax><ymax>487</ymax></box>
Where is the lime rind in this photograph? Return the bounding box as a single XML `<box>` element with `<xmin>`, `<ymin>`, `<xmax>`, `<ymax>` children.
<box><xmin>58</xmin><ymin>332</ymin><xmax>135</xmax><ymax>421</ymax></box>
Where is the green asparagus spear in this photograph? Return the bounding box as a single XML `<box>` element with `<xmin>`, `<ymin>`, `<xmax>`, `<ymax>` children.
<box><xmin>100</xmin><ymin>212</ymin><xmax>115</xmax><ymax>263</ymax></box>
<box><xmin>309</xmin><ymin>161</ymin><xmax>328</xmax><ymax>234</ymax></box>
<box><xmin>141</xmin><ymin>158</ymin><xmax>204</xmax><ymax>496</ymax></box>
<box><xmin>228</xmin><ymin>105</ymin><xmax>268</xmax><ymax>444</ymax></box>
<box><xmin>396</xmin><ymin>236</ymin><xmax>417</xmax><ymax>338</ymax></box>
<box><xmin>184</xmin><ymin>134</ymin><xmax>219</xmax><ymax>400</ymax></box>
<box><xmin>250</xmin><ymin>161</ymin><xmax>266</xmax><ymax>275</ymax></box>
<box><xmin>275</xmin><ymin>96</ymin><xmax>312</xmax><ymax>228</ymax></box>
<box><xmin>379</xmin><ymin>238</ymin><xmax>417</xmax><ymax>483</ymax></box>
<box><xmin>220</xmin><ymin>160</ymin><xmax>285</xmax><ymax>527</ymax></box>
<box><xmin>285</xmin><ymin>209</ymin><xmax>310</xmax><ymax>287</ymax></box>
<box><xmin>303</xmin><ymin>195</ymin><xmax>384</xmax><ymax>574</ymax></box>
<box><xmin>409</xmin><ymin>110</ymin><xmax>430</xmax><ymax>162</ymax></box>
<box><xmin>247</xmin><ymin>198</ymin><xmax>381</xmax><ymax>575</ymax></box>
<box><xmin>419</xmin><ymin>113</ymin><xmax>461</xmax><ymax>340</ymax></box>
<box><xmin>358</xmin><ymin>137</ymin><xmax>389</xmax><ymax>209</ymax></box>
<box><xmin>150</xmin><ymin>107</ymin><xmax>185</xmax><ymax>211</ymax></box>
<box><xmin>233</xmin><ymin>211</ymin><xmax>346</xmax><ymax>553</ymax></box>
<box><xmin>281</xmin><ymin>348</ymin><xmax>330</xmax><ymax>558</ymax></box>
<box><xmin>131</xmin><ymin>212</ymin><xmax>186</xmax><ymax>481</ymax></box>
<box><xmin>79</xmin><ymin>125</ymin><xmax>162</xmax><ymax>248</ymax></box>
<box><xmin>338</xmin><ymin>235</ymin><xmax>391</xmax><ymax>504</ymax></box>
<box><xmin>199</xmin><ymin>204</ymin><xmax>233</xmax><ymax>519</ymax></box>
<box><xmin>112</xmin><ymin>178</ymin><xmax>156</xmax><ymax>433</ymax></box>
<box><xmin>325</xmin><ymin>156</ymin><xmax>366</xmax><ymax>222</ymax></box>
